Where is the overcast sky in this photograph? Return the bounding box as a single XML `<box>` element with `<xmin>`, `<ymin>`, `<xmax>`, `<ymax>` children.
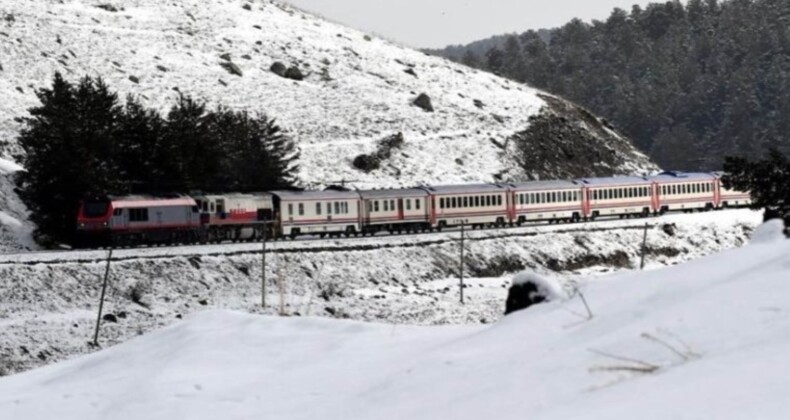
<box><xmin>283</xmin><ymin>0</ymin><xmax>660</xmax><ymax>49</ymax></box>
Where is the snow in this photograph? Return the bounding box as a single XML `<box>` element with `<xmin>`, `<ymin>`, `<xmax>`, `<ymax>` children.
<box><xmin>0</xmin><ymin>0</ymin><xmax>655</xmax><ymax>251</ymax></box>
<box><xmin>0</xmin><ymin>209</ymin><xmax>763</xmax><ymax>375</ymax></box>
<box><xmin>510</xmin><ymin>271</ymin><xmax>566</xmax><ymax>301</ymax></box>
<box><xmin>750</xmin><ymin>218</ymin><xmax>786</xmax><ymax>244</ymax></box>
<box><xmin>0</xmin><ymin>0</ymin><xmax>654</xmax><ymax>189</ymax></box>
<box><xmin>0</xmin><ymin>157</ymin><xmax>23</xmax><ymax>174</ymax></box>
<box><xmin>2</xmin><ymin>221</ymin><xmax>790</xmax><ymax>419</ymax></box>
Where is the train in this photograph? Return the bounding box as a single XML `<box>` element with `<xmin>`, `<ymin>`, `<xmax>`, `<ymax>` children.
<box><xmin>75</xmin><ymin>171</ymin><xmax>751</xmax><ymax>247</ymax></box>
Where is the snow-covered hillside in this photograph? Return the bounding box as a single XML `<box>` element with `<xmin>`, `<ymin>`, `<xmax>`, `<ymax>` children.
<box><xmin>0</xmin><ymin>0</ymin><xmax>654</xmax><ymax>187</ymax></box>
<box><xmin>1</xmin><ymin>218</ymin><xmax>787</xmax><ymax>419</ymax></box>
<box><xmin>0</xmin><ymin>0</ymin><xmax>655</xmax><ymax>249</ymax></box>
<box><xmin>0</xmin><ymin>157</ymin><xmax>33</xmax><ymax>252</ymax></box>
<box><xmin>0</xmin><ymin>209</ymin><xmax>761</xmax><ymax>375</ymax></box>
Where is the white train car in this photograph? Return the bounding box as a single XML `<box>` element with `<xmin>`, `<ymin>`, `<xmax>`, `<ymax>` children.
<box><xmin>359</xmin><ymin>188</ymin><xmax>430</xmax><ymax>234</ymax></box>
<box><xmin>423</xmin><ymin>184</ymin><xmax>510</xmax><ymax>229</ymax></box>
<box><xmin>511</xmin><ymin>180</ymin><xmax>584</xmax><ymax>224</ymax></box>
<box><xmin>578</xmin><ymin>176</ymin><xmax>655</xmax><ymax>219</ymax></box>
<box><xmin>271</xmin><ymin>190</ymin><xmax>361</xmax><ymax>239</ymax></box>
<box><xmin>192</xmin><ymin>193</ymin><xmax>274</xmax><ymax>241</ymax></box>
<box><xmin>713</xmin><ymin>172</ymin><xmax>753</xmax><ymax>208</ymax></box>
<box><xmin>650</xmin><ymin>172</ymin><xmax>717</xmax><ymax>213</ymax></box>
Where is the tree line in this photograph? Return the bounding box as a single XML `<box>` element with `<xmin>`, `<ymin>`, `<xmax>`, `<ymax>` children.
<box><xmin>439</xmin><ymin>0</ymin><xmax>790</xmax><ymax>171</ymax></box>
<box><xmin>16</xmin><ymin>73</ymin><xmax>298</xmax><ymax>245</ymax></box>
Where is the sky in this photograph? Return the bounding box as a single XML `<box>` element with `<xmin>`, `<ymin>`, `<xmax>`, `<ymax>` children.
<box><xmin>282</xmin><ymin>0</ymin><xmax>661</xmax><ymax>49</ymax></box>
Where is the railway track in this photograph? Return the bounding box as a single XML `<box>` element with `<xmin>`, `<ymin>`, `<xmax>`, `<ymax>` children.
<box><xmin>0</xmin><ymin>209</ymin><xmax>757</xmax><ymax>266</ymax></box>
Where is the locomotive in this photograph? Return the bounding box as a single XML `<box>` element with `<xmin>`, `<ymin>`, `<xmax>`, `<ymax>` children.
<box><xmin>76</xmin><ymin>171</ymin><xmax>751</xmax><ymax>247</ymax></box>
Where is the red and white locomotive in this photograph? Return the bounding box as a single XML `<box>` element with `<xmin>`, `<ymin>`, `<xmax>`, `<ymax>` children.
<box><xmin>76</xmin><ymin>171</ymin><xmax>752</xmax><ymax>246</ymax></box>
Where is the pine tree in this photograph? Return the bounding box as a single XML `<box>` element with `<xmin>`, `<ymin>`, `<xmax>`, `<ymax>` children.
<box><xmin>16</xmin><ymin>73</ymin><xmax>123</xmax><ymax>244</ymax></box>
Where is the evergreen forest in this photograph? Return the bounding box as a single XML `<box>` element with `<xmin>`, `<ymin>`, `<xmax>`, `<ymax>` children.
<box><xmin>436</xmin><ymin>0</ymin><xmax>790</xmax><ymax>170</ymax></box>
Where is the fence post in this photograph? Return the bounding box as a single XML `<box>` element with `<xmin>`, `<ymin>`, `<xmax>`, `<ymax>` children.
<box><xmin>92</xmin><ymin>247</ymin><xmax>113</xmax><ymax>347</ymax></box>
<box><xmin>640</xmin><ymin>223</ymin><xmax>649</xmax><ymax>270</ymax></box>
<box><xmin>459</xmin><ymin>221</ymin><xmax>465</xmax><ymax>305</ymax></box>
<box><xmin>261</xmin><ymin>223</ymin><xmax>267</xmax><ymax>309</ymax></box>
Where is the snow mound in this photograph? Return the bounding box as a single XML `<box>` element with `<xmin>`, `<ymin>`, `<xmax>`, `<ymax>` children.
<box><xmin>505</xmin><ymin>271</ymin><xmax>567</xmax><ymax>314</ymax></box>
<box><xmin>2</xmin><ymin>233</ymin><xmax>790</xmax><ymax>419</ymax></box>
<box><xmin>750</xmin><ymin>219</ymin><xmax>786</xmax><ymax>244</ymax></box>
<box><xmin>511</xmin><ymin>271</ymin><xmax>565</xmax><ymax>300</ymax></box>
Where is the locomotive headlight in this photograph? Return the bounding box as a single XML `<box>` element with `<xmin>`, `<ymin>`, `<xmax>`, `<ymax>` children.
<box><xmin>103</xmin><ymin>222</ymin><xmax>108</xmax><ymax>227</ymax></box>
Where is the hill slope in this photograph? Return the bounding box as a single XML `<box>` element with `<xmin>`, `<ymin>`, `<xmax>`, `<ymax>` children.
<box><xmin>0</xmin><ymin>0</ymin><xmax>654</xmax><ymax>188</ymax></box>
<box><xmin>0</xmin><ymin>222</ymin><xmax>787</xmax><ymax>419</ymax></box>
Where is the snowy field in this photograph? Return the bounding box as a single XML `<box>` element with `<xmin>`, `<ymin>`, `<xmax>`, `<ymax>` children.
<box><xmin>0</xmin><ymin>209</ymin><xmax>761</xmax><ymax>375</ymax></box>
<box><xmin>0</xmin><ymin>218</ymin><xmax>787</xmax><ymax>419</ymax></box>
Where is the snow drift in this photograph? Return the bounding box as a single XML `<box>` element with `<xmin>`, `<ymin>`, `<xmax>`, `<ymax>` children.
<box><xmin>1</xmin><ymin>219</ymin><xmax>789</xmax><ymax>419</ymax></box>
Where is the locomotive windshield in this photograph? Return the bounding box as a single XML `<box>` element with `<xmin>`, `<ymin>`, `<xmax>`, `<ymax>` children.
<box><xmin>83</xmin><ymin>201</ymin><xmax>109</xmax><ymax>218</ymax></box>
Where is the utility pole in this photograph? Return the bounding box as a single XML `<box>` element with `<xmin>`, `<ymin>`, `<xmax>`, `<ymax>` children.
<box><xmin>459</xmin><ymin>221</ymin><xmax>465</xmax><ymax>305</ymax></box>
<box><xmin>93</xmin><ymin>247</ymin><xmax>113</xmax><ymax>347</ymax></box>
<box><xmin>640</xmin><ymin>223</ymin><xmax>649</xmax><ymax>270</ymax></box>
<box><xmin>261</xmin><ymin>223</ymin><xmax>267</xmax><ymax>309</ymax></box>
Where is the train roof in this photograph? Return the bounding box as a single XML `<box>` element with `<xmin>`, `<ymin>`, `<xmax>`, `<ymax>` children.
<box><xmin>510</xmin><ymin>180</ymin><xmax>579</xmax><ymax>191</ymax></box>
<box><xmin>194</xmin><ymin>192</ymin><xmax>273</xmax><ymax>200</ymax></box>
<box><xmin>270</xmin><ymin>189</ymin><xmax>361</xmax><ymax>201</ymax></box>
<box><xmin>648</xmin><ymin>171</ymin><xmax>718</xmax><ymax>182</ymax></box>
<box><xmin>358</xmin><ymin>188</ymin><xmax>428</xmax><ymax>199</ymax></box>
<box><xmin>575</xmin><ymin>176</ymin><xmax>652</xmax><ymax>187</ymax></box>
<box><xmin>421</xmin><ymin>183</ymin><xmax>510</xmax><ymax>194</ymax></box>
<box><xmin>107</xmin><ymin>194</ymin><xmax>196</xmax><ymax>209</ymax></box>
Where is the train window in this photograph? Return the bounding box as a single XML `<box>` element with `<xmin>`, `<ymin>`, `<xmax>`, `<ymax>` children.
<box><xmin>210</xmin><ymin>202</ymin><xmax>215</xmax><ymax>213</ymax></box>
<box><xmin>327</xmin><ymin>202</ymin><xmax>332</xmax><ymax>215</ymax></box>
<box><xmin>406</xmin><ymin>199</ymin><xmax>411</xmax><ymax>210</ymax></box>
<box><xmin>518</xmin><ymin>194</ymin><xmax>523</xmax><ymax>205</ymax></box>
<box><xmin>298</xmin><ymin>203</ymin><xmax>304</xmax><ymax>216</ymax></box>
<box><xmin>317</xmin><ymin>203</ymin><xmax>322</xmax><ymax>215</ymax></box>
<box><xmin>129</xmin><ymin>208</ymin><xmax>148</xmax><ymax>222</ymax></box>
<box><xmin>383</xmin><ymin>200</ymin><xmax>389</xmax><ymax>211</ymax></box>
<box><xmin>202</xmin><ymin>201</ymin><xmax>208</xmax><ymax>212</ymax></box>
<box><xmin>345</xmin><ymin>202</ymin><xmax>349</xmax><ymax>213</ymax></box>
<box><xmin>373</xmin><ymin>201</ymin><xmax>379</xmax><ymax>212</ymax></box>
<box><xmin>496</xmin><ymin>195</ymin><xmax>502</xmax><ymax>206</ymax></box>
<box><xmin>475</xmin><ymin>196</ymin><xmax>481</xmax><ymax>207</ymax></box>
<box><xmin>334</xmin><ymin>202</ymin><xmax>339</xmax><ymax>214</ymax></box>
<box><xmin>561</xmin><ymin>191</ymin><xmax>566</xmax><ymax>202</ymax></box>
<box><xmin>416</xmin><ymin>199</ymin><xmax>421</xmax><ymax>210</ymax></box>
<box><xmin>440</xmin><ymin>198</ymin><xmax>445</xmax><ymax>209</ymax></box>
<box><xmin>287</xmin><ymin>203</ymin><xmax>293</xmax><ymax>216</ymax></box>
